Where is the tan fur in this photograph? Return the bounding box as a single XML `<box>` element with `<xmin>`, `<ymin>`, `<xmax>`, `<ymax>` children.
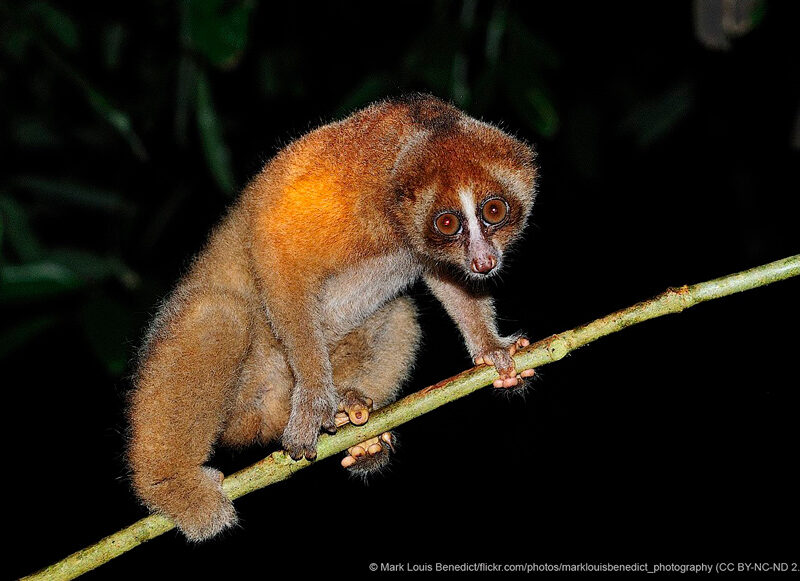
<box><xmin>127</xmin><ymin>94</ymin><xmax>536</xmax><ymax>541</ymax></box>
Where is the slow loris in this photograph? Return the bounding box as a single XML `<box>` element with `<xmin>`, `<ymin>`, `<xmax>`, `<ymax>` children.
<box><xmin>127</xmin><ymin>94</ymin><xmax>537</xmax><ymax>541</ymax></box>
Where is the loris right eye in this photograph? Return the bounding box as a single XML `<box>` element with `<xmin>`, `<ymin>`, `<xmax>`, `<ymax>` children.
<box><xmin>434</xmin><ymin>213</ymin><xmax>461</xmax><ymax>236</ymax></box>
<box><xmin>481</xmin><ymin>197</ymin><xmax>508</xmax><ymax>226</ymax></box>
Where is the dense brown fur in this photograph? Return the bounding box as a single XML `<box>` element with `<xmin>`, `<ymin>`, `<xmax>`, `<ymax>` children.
<box><xmin>127</xmin><ymin>94</ymin><xmax>537</xmax><ymax>541</ymax></box>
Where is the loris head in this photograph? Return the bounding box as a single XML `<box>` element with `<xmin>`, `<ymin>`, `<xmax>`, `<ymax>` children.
<box><xmin>390</xmin><ymin>95</ymin><xmax>537</xmax><ymax>279</ymax></box>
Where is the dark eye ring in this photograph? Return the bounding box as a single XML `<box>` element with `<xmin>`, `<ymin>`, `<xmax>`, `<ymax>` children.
<box><xmin>434</xmin><ymin>212</ymin><xmax>462</xmax><ymax>236</ymax></box>
<box><xmin>480</xmin><ymin>197</ymin><xmax>509</xmax><ymax>226</ymax></box>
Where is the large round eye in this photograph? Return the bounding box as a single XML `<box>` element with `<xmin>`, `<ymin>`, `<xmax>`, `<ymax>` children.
<box><xmin>434</xmin><ymin>212</ymin><xmax>461</xmax><ymax>236</ymax></box>
<box><xmin>481</xmin><ymin>197</ymin><xmax>508</xmax><ymax>225</ymax></box>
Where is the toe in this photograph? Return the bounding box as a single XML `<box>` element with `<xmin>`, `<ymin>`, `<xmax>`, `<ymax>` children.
<box><xmin>348</xmin><ymin>445</ymin><xmax>366</xmax><ymax>459</ymax></box>
<box><xmin>348</xmin><ymin>405</ymin><xmax>369</xmax><ymax>425</ymax></box>
<box><xmin>380</xmin><ymin>432</ymin><xmax>395</xmax><ymax>450</ymax></box>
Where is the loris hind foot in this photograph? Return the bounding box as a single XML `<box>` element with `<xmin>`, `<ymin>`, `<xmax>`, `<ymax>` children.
<box><xmin>340</xmin><ymin>432</ymin><xmax>396</xmax><ymax>477</ymax></box>
<box><xmin>334</xmin><ymin>390</ymin><xmax>395</xmax><ymax>476</ymax></box>
<box><xmin>475</xmin><ymin>337</ymin><xmax>535</xmax><ymax>388</ymax></box>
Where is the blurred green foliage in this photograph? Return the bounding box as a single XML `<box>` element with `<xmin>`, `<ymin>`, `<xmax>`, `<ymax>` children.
<box><xmin>0</xmin><ymin>0</ymin><xmax>776</xmax><ymax>377</ymax></box>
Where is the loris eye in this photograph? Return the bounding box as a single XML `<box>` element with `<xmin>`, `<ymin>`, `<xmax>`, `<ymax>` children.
<box><xmin>434</xmin><ymin>212</ymin><xmax>461</xmax><ymax>236</ymax></box>
<box><xmin>481</xmin><ymin>197</ymin><xmax>508</xmax><ymax>226</ymax></box>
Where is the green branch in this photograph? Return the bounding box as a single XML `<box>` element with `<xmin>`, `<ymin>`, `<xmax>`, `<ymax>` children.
<box><xmin>23</xmin><ymin>254</ymin><xmax>800</xmax><ymax>581</ymax></box>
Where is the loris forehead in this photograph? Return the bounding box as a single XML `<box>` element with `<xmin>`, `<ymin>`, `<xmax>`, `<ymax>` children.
<box><xmin>398</xmin><ymin>126</ymin><xmax>535</xmax><ymax>201</ymax></box>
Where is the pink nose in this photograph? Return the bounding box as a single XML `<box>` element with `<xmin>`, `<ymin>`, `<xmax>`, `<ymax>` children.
<box><xmin>471</xmin><ymin>256</ymin><xmax>497</xmax><ymax>274</ymax></box>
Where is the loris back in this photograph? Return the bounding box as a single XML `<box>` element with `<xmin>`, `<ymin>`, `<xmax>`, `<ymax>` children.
<box><xmin>128</xmin><ymin>94</ymin><xmax>537</xmax><ymax>541</ymax></box>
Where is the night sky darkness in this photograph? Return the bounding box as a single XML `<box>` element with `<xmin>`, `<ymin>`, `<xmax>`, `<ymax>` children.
<box><xmin>4</xmin><ymin>2</ymin><xmax>798</xmax><ymax>578</ymax></box>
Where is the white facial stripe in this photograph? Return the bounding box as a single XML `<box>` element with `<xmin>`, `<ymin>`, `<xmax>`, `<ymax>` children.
<box><xmin>458</xmin><ymin>189</ymin><xmax>482</xmax><ymax>246</ymax></box>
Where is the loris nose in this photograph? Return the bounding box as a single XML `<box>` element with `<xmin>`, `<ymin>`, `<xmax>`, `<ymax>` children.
<box><xmin>471</xmin><ymin>255</ymin><xmax>497</xmax><ymax>274</ymax></box>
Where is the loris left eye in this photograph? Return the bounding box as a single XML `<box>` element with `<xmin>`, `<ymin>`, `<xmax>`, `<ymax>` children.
<box><xmin>434</xmin><ymin>212</ymin><xmax>461</xmax><ymax>236</ymax></box>
<box><xmin>480</xmin><ymin>197</ymin><xmax>508</xmax><ymax>226</ymax></box>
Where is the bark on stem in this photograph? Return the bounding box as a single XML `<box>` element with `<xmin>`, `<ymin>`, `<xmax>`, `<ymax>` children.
<box><xmin>22</xmin><ymin>253</ymin><xmax>800</xmax><ymax>581</ymax></box>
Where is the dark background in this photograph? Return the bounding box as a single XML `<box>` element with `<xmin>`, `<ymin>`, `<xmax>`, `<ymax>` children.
<box><xmin>3</xmin><ymin>1</ymin><xmax>798</xmax><ymax>578</ymax></box>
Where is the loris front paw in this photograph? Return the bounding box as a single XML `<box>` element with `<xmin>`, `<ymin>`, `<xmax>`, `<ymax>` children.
<box><xmin>282</xmin><ymin>388</ymin><xmax>338</xmax><ymax>461</ymax></box>
<box><xmin>474</xmin><ymin>336</ymin><xmax>535</xmax><ymax>388</ymax></box>
<box><xmin>334</xmin><ymin>389</ymin><xmax>373</xmax><ymax>427</ymax></box>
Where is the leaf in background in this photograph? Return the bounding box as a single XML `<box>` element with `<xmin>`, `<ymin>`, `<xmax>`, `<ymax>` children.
<box><xmin>39</xmin><ymin>44</ymin><xmax>148</xmax><ymax>161</ymax></box>
<box><xmin>81</xmin><ymin>295</ymin><xmax>134</xmax><ymax>376</ymax></box>
<box><xmin>0</xmin><ymin>314</ymin><xmax>60</xmax><ymax>359</ymax></box>
<box><xmin>2</xmin><ymin>23</ymin><xmax>33</xmax><ymax>61</ymax></box>
<box><xmin>525</xmin><ymin>86</ymin><xmax>560</xmax><ymax>138</ymax></box>
<box><xmin>485</xmin><ymin>1</ymin><xmax>508</xmax><ymax>68</ymax></box>
<box><xmin>619</xmin><ymin>82</ymin><xmax>694</xmax><ymax>148</ymax></box>
<box><xmin>504</xmin><ymin>75</ymin><xmax>561</xmax><ymax>138</ymax></box>
<box><xmin>499</xmin><ymin>15</ymin><xmax>561</xmax><ymax>138</ymax></box>
<box><xmin>82</xmin><ymin>82</ymin><xmax>148</xmax><ymax>161</ymax></box>
<box><xmin>48</xmin><ymin>249</ymin><xmax>140</xmax><ymax>290</ymax></box>
<box><xmin>26</xmin><ymin>1</ymin><xmax>79</xmax><ymax>51</ymax></box>
<box><xmin>0</xmin><ymin>261</ymin><xmax>84</xmax><ymax>304</ymax></box>
<box><xmin>11</xmin><ymin>176</ymin><xmax>133</xmax><ymax>214</ymax></box>
<box><xmin>0</xmin><ymin>195</ymin><xmax>45</xmax><ymax>262</ymax></box>
<box><xmin>102</xmin><ymin>21</ymin><xmax>125</xmax><ymax>70</ymax></box>
<box><xmin>183</xmin><ymin>0</ymin><xmax>255</xmax><ymax>70</ymax></box>
<box><xmin>196</xmin><ymin>69</ymin><xmax>236</xmax><ymax>195</ymax></box>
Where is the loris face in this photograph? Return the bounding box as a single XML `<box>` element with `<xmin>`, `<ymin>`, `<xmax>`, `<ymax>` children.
<box><xmin>423</xmin><ymin>175</ymin><xmax>533</xmax><ymax>280</ymax></box>
<box><xmin>392</xmin><ymin>121</ymin><xmax>537</xmax><ymax>279</ymax></box>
